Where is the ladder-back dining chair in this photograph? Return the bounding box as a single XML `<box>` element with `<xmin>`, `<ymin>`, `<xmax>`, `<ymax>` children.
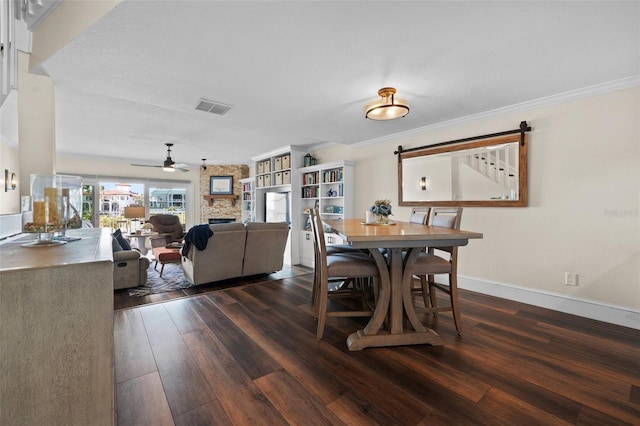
<box><xmin>409</xmin><ymin>207</ymin><xmax>431</xmax><ymax>225</ymax></box>
<box><xmin>309</xmin><ymin>211</ymin><xmax>363</xmax><ymax>307</ymax></box>
<box><xmin>411</xmin><ymin>207</ymin><xmax>464</xmax><ymax>334</ymax></box>
<box><xmin>382</xmin><ymin>207</ymin><xmax>432</xmax><ymax>258</ymax></box>
<box><xmin>310</xmin><ymin>208</ymin><xmax>379</xmax><ymax>340</ymax></box>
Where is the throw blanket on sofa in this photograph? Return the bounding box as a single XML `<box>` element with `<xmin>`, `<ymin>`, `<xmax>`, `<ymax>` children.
<box><xmin>181</xmin><ymin>224</ymin><xmax>213</xmax><ymax>256</ymax></box>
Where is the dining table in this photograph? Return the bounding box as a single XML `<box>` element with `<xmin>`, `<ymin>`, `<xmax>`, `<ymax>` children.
<box><xmin>324</xmin><ymin>218</ymin><xmax>483</xmax><ymax>351</ymax></box>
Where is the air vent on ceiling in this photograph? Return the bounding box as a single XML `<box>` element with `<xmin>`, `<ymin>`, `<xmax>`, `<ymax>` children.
<box><xmin>195</xmin><ymin>98</ymin><xmax>233</xmax><ymax>115</ymax></box>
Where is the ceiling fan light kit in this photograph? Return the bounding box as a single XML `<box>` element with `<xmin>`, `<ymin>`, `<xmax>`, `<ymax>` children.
<box><xmin>365</xmin><ymin>87</ymin><xmax>410</xmax><ymax>120</ymax></box>
<box><xmin>163</xmin><ymin>143</ymin><xmax>176</xmax><ymax>171</ymax></box>
<box><xmin>131</xmin><ymin>143</ymin><xmax>189</xmax><ymax>172</ymax></box>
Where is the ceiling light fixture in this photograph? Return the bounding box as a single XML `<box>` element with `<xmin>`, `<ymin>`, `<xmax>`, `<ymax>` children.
<box><xmin>365</xmin><ymin>87</ymin><xmax>409</xmax><ymax>120</ymax></box>
<box><xmin>201</xmin><ymin>159</ymin><xmax>207</xmax><ymax>171</ymax></box>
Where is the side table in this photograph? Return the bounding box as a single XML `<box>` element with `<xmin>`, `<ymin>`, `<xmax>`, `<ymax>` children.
<box><xmin>126</xmin><ymin>232</ymin><xmax>158</xmax><ymax>255</ymax></box>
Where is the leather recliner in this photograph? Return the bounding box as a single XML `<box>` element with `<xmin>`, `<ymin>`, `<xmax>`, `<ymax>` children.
<box><xmin>148</xmin><ymin>214</ymin><xmax>186</xmax><ymax>243</ymax></box>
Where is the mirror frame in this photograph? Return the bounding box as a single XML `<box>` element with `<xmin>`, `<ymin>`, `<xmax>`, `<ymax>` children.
<box><xmin>398</xmin><ymin>134</ymin><xmax>528</xmax><ymax>207</ymax></box>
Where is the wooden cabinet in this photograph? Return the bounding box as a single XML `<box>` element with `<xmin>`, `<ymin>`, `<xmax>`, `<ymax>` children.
<box><xmin>0</xmin><ymin>228</ymin><xmax>114</xmax><ymax>425</ymax></box>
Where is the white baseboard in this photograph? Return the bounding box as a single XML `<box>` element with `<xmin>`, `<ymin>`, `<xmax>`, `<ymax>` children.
<box><xmin>458</xmin><ymin>276</ymin><xmax>640</xmax><ymax>331</ymax></box>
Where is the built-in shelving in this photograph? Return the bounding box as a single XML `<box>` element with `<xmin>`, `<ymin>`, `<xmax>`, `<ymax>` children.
<box><xmin>255</xmin><ymin>152</ymin><xmax>292</xmax><ymax>189</ymax></box>
<box><xmin>251</xmin><ymin>146</ymin><xmax>305</xmax><ymax>265</ymax></box>
<box><xmin>298</xmin><ymin>160</ymin><xmax>355</xmax><ymax>267</ymax></box>
<box><xmin>240</xmin><ymin>177</ymin><xmax>256</xmax><ymax>223</ymax></box>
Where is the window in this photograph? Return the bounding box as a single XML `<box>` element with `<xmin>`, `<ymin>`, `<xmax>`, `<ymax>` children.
<box><xmin>78</xmin><ymin>175</ymin><xmax>191</xmax><ymax>229</ymax></box>
<box><xmin>149</xmin><ymin>186</ymin><xmax>186</xmax><ymax>226</ymax></box>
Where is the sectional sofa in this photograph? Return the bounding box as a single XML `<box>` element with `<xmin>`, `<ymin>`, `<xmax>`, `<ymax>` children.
<box><xmin>181</xmin><ymin>221</ymin><xmax>290</xmax><ymax>285</ymax></box>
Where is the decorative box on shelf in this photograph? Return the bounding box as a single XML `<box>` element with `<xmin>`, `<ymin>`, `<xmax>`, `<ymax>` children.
<box><xmin>282</xmin><ymin>154</ymin><xmax>291</xmax><ymax>169</ymax></box>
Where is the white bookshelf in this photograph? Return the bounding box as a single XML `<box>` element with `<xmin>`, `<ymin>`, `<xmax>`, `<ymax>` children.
<box><xmin>251</xmin><ymin>146</ymin><xmax>305</xmax><ymax>265</ymax></box>
<box><xmin>298</xmin><ymin>160</ymin><xmax>355</xmax><ymax>267</ymax></box>
<box><xmin>240</xmin><ymin>177</ymin><xmax>255</xmax><ymax>223</ymax></box>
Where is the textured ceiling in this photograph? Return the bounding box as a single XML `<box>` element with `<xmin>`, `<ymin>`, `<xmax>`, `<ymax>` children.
<box><xmin>39</xmin><ymin>1</ymin><xmax>639</xmax><ymax>168</ymax></box>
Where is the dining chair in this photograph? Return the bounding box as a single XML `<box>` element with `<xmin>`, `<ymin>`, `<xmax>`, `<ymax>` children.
<box><xmin>310</xmin><ymin>208</ymin><xmax>379</xmax><ymax>340</ymax></box>
<box><xmin>411</xmin><ymin>207</ymin><xmax>464</xmax><ymax>334</ymax></box>
<box><xmin>409</xmin><ymin>207</ymin><xmax>431</xmax><ymax>225</ymax></box>
<box><xmin>381</xmin><ymin>207</ymin><xmax>432</xmax><ymax>258</ymax></box>
<box><xmin>309</xmin><ymin>211</ymin><xmax>364</xmax><ymax>306</ymax></box>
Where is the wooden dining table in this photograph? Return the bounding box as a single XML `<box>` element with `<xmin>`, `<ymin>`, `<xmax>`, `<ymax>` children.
<box><xmin>324</xmin><ymin>218</ymin><xmax>483</xmax><ymax>351</ymax></box>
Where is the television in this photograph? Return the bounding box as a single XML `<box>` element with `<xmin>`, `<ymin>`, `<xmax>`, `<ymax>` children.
<box><xmin>264</xmin><ymin>192</ymin><xmax>290</xmax><ymax>224</ymax></box>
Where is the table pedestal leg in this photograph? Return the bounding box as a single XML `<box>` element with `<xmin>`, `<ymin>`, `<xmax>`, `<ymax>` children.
<box><xmin>346</xmin><ymin>247</ymin><xmax>443</xmax><ymax>351</ymax></box>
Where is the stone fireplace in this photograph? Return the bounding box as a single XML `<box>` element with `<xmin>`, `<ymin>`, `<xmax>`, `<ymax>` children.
<box><xmin>200</xmin><ymin>165</ymin><xmax>249</xmax><ymax>223</ymax></box>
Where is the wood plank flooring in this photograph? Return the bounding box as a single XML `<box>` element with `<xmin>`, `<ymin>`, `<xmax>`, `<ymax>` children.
<box><xmin>113</xmin><ymin>265</ymin><xmax>310</xmax><ymax>310</ymax></box>
<box><xmin>114</xmin><ymin>273</ymin><xmax>640</xmax><ymax>425</ymax></box>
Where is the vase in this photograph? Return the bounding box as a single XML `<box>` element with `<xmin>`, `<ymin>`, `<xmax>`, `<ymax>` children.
<box><xmin>376</xmin><ymin>214</ymin><xmax>389</xmax><ymax>224</ymax></box>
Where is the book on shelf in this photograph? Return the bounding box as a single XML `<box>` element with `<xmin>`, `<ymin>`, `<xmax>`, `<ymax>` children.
<box><xmin>302</xmin><ymin>186</ymin><xmax>318</xmax><ymax>198</ymax></box>
<box><xmin>302</xmin><ymin>172</ymin><xmax>318</xmax><ymax>185</ymax></box>
<box><xmin>323</xmin><ymin>168</ymin><xmax>343</xmax><ymax>183</ymax></box>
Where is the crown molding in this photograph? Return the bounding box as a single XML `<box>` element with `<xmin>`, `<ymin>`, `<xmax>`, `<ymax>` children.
<box><xmin>350</xmin><ymin>75</ymin><xmax>640</xmax><ymax>149</ymax></box>
<box><xmin>250</xmin><ymin>145</ymin><xmax>304</xmax><ymax>162</ymax></box>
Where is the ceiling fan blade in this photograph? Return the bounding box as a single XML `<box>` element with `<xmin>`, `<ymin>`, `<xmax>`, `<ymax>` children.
<box><xmin>131</xmin><ymin>144</ymin><xmax>189</xmax><ymax>172</ymax></box>
<box><xmin>131</xmin><ymin>163</ymin><xmax>162</xmax><ymax>168</ymax></box>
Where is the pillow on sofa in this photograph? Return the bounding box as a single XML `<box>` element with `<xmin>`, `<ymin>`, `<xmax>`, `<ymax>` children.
<box><xmin>112</xmin><ymin>229</ymin><xmax>132</xmax><ymax>250</ymax></box>
<box><xmin>112</xmin><ymin>237</ymin><xmax>124</xmax><ymax>252</ymax></box>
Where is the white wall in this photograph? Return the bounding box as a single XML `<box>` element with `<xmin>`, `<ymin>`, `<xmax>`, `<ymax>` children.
<box><xmin>0</xmin><ymin>90</ymin><xmax>20</xmax><ymax>214</ymax></box>
<box><xmin>29</xmin><ymin>0</ymin><xmax>120</xmax><ymax>70</ymax></box>
<box><xmin>312</xmin><ymin>87</ymin><xmax>640</xmax><ymax>313</ymax></box>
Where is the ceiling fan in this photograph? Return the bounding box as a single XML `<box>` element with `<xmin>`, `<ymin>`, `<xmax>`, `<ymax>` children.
<box><xmin>131</xmin><ymin>143</ymin><xmax>189</xmax><ymax>172</ymax></box>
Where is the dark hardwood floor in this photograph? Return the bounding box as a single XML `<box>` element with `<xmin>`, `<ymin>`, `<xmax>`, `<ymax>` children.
<box><xmin>113</xmin><ymin>264</ymin><xmax>312</xmax><ymax>310</ymax></box>
<box><xmin>114</xmin><ymin>273</ymin><xmax>640</xmax><ymax>425</ymax></box>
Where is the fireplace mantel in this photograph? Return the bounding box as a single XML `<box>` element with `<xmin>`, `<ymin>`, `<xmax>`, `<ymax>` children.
<box><xmin>203</xmin><ymin>194</ymin><xmax>238</xmax><ymax>206</ymax></box>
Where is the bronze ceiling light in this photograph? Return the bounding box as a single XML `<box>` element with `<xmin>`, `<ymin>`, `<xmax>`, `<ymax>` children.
<box><xmin>365</xmin><ymin>87</ymin><xmax>410</xmax><ymax>120</ymax></box>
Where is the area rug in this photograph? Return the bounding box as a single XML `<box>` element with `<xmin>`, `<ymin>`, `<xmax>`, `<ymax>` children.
<box><xmin>128</xmin><ymin>264</ymin><xmax>193</xmax><ymax>297</ymax></box>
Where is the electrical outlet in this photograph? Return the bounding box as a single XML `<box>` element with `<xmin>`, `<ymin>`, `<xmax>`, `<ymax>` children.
<box><xmin>565</xmin><ymin>272</ymin><xmax>579</xmax><ymax>286</ymax></box>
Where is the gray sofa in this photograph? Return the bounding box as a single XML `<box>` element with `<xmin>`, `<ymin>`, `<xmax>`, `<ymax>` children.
<box><xmin>181</xmin><ymin>222</ymin><xmax>289</xmax><ymax>285</ymax></box>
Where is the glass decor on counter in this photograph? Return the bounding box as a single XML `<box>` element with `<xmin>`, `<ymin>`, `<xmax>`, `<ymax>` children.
<box><xmin>21</xmin><ymin>175</ymin><xmax>83</xmax><ymax>246</ymax></box>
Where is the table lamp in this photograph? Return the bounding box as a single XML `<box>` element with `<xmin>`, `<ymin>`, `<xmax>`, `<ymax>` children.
<box><xmin>124</xmin><ymin>206</ymin><xmax>146</xmax><ymax>234</ymax></box>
